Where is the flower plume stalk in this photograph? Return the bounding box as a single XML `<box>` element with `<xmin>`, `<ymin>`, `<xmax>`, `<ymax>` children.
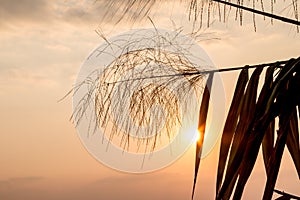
<box><xmin>71</xmin><ymin>29</ymin><xmax>210</xmax><ymax>154</ymax></box>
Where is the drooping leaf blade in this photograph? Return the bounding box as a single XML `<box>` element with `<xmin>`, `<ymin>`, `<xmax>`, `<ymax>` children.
<box><xmin>217</xmin><ymin>67</ymin><xmax>263</xmax><ymax>200</ymax></box>
<box><xmin>286</xmin><ymin>108</ymin><xmax>300</xmax><ymax>178</ymax></box>
<box><xmin>263</xmin><ymin>59</ymin><xmax>300</xmax><ymax>200</ymax></box>
<box><xmin>263</xmin><ymin>113</ymin><xmax>289</xmax><ymax>200</ymax></box>
<box><xmin>240</xmin><ymin>59</ymin><xmax>300</xmax><ymax>200</ymax></box>
<box><xmin>218</xmin><ymin>58</ymin><xmax>300</xmax><ymax>200</ymax></box>
<box><xmin>285</xmin><ymin>71</ymin><xmax>300</xmax><ymax>178</ymax></box>
<box><xmin>192</xmin><ymin>72</ymin><xmax>214</xmax><ymax>199</ymax></box>
<box><xmin>230</xmin><ymin>67</ymin><xmax>265</xmax><ymax>200</ymax></box>
<box><xmin>261</xmin><ymin>66</ymin><xmax>276</xmax><ymax>173</ymax></box>
<box><xmin>265</xmin><ymin>58</ymin><xmax>300</xmax><ymax>114</ymax></box>
<box><xmin>216</xmin><ymin>68</ymin><xmax>249</xmax><ymax>194</ymax></box>
<box><xmin>227</xmin><ymin>67</ymin><xmax>263</xmax><ymax>165</ymax></box>
<box><xmin>262</xmin><ymin>119</ymin><xmax>275</xmax><ymax>172</ymax></box>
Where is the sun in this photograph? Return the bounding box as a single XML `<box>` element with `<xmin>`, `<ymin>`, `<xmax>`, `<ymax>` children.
<box><xmin>194</xmin><ymin>130</ymin><xmax>201</xmax><ymax>143</ymax></box>
<box><xmin>184</xmin><ymin>126</ymin><xmax>202</xmax><ymax>144</ymax></box>
<box><xmin>184</xmin><ymin>125</ymin><xmax>209</xmax><ymax>145</ymax></box>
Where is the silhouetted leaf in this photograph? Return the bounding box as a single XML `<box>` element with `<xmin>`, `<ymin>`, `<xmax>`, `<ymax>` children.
<box><xmin>274</xmin><ymin>189</ymin><xmax>300</xmax><ymax>200</ymax></box>
<box><xmin>231</xmin><ymin>59</ymin><xmax>299</xmax><ymax>199</ymax></box>
<box><xmin>217</xmin><ymin>67</ymin><xmax>263</xmax><ymax>200</ymax></box>
<box><xmin>285</xmin><ymin>71</ymin><xmax>300</xmax><ymax>178</ymax></box>
<box><xmin>275</xmin><ymin>195</ymin><xmax>291</xmax><ymax>200</ymax></box>
<box><xmin>261</xmin><ymin>66</ymin><xmax>276</xmax><ymax>173</ymax></box>
<box><xmin>263</xmin><ymin>113</ymin><xmax>289</xmax><ymax>200</ymax></box>
<box><xmin>265</xmin><ymin>59</ymin><xmax>298</xmax><ymax>112</ymax></box>
<box><xmin>216</xmin><ymin>68</ymin><xmax>249</xmax><ymax>193</ymax></box>
<box><xmin>263</xmin><ymin>59</ymin><xmax>300</xmax><ymax>200</ymax></box>
<box><xmin>286</xmin><ymin>108</ymin><xmax>300</xmax><ymax>178</ymax></box>
<box><xmin>192</xmin><ymin>72</ymin><xmax>214</xmax><ymax>199</ymax></box>
<box><xmin>230</xmin><ymin>67</ymin><xmax>265</xmax><ymax>200</ymax></box>
<box><xmin>262</xmin><ymin>120</ymin><xmax>275</xmax><ymax>172</ymax></box>
<box><xmin>256</xmin><ymin>66</ymin><xmax>273</xmax><ymax>106</ymax></box>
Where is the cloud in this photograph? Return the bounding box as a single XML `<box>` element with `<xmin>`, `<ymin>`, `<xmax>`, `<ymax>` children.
<box><xmin>0</xmin><ymin>176</ymin><xmax>46</xmax><ymax>200</ymax></box>
<box><xmin>0</xmin><ymin>0</ymin><xmax>99</xmax><ymax>29</ymax></box>
<box><xmin>83</xmin><ymin>172</ymin><xmax>196</xmax><ymax>200</ymax></box>
<box><xmin>0</xmin><ymin>176</ymin><xmax>44</xmax><ymax>190</ymax></box>
<box><xmin>0</xmin><ymin>0</ymin><xmax>298</xmax><ymax>32</ymax></box>
<box><xmin>0</xmin><ymin>67</ymin><xmax>58</xmax><ymax>89</ymax></box>
<box><xmin>0</xmin><ymin>0</ymin><xmax>187</xmax><ymax>30</ymax></box>
<box><xmin>0</xmin><ymin>0</ymin><xmax>48</xmax><ymax>16</ymax></box>
<box><xmin>0</xmin><ymin>0</ymin><xmax>52</xmax><ymax>27</ymax></box>
<box><xmin>0</xmin><ymin>173</ymin><xmax>193</xmax><ymax>200</ymax></box>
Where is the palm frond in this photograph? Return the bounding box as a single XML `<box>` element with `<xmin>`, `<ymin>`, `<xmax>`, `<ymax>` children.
<box><xmin>216</xmin><ymin>68</ymin><xmax>248</xmax><ymax>194</ymax></box>
<box><xmin>261</xmin><ymin>66</ymin><xmax>276</xmax><ymax>173</ymax></box>
<box><xmin>213</xmin><ymin>57</ymin><xmax>300</xmax><ymax>200</ymax></box>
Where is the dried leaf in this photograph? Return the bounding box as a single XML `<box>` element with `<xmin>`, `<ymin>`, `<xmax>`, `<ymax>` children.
<box><xmin>287</xmin><ymin>109</ymin><xmax>300</xmax><ymax>178</ymax></box>
<box><xmin>265</xmin><ymin>58</ymin><xmax>299</xmax><ymax>113</ymax></box>
<box><xmin>217</xmin><ymin>67</ymin><xmax>263</xmax><ymax>200</ymax></box>
<box><xmin>261</xmin><ymin>66</ymin><xmax>276</xmax><ymax>173</ymax></box>
<box><xmin>227</xmin><ymin>67</ymin><xmax>263</xmax><ymax>165</ymax></box>
<box><xmin>286</xmin><ymin>73</ymin><xmax>300</xmax><ymax>178</ymax></box>
<box><xmin>217</xmin><ymin>58</ymin><xmax>300</xmax><ymax>200</ymax></box>
<box><xmin>230</xmin><ymin>67</ymin><xmax>265</xmax><ymax>200</ymax></box>
<box><xmin>239</xmin><ymin>60</ymin><xmax>300</xmax><ymax>200</ymax></box>
<box><xmin>216</xmin><ymin>68</ymin><xmax>248</xmax><ymax>193</ymax></box>
<box><xmin>192</xmin><ymin>72</ymin><xmax>214</xmax><ymax>199</ymax></box>
<box><xmin>263</xmin><ymin>113</ymin><xmax>289</xmax><ymax>200</ymax></box>
<box><xmin>262</xmin><ymin>120</ymin><xmax>275</xmax><ymax>172</ymax></box>
<box><xmin>263</xmin><ymin>60</ymin><xmax>300</xmax><ymax>200</ymax></box>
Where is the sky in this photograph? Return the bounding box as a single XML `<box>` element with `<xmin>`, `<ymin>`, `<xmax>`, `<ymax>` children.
<box><xmin>0</xmin><ymin>0</ymin><xmax>299</xmax><ymax>199</ymax></box>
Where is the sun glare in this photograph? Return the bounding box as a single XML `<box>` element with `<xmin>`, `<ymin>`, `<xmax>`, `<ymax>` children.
<box><xmin>185</xmin><ymin>126</ymin><xmax>202</xmax><ymax>144</ymax></box>
<box><xmin>189</xmin><ymin>128</ymin><xmax>207</xmax><ymax>143</ymax></box>
<box><xmin>185</xmin><ymin>127</ymin><xmax>208</xmax><ymax>144</ymax></box>
<box><xmin>194</xmin><ymin>130</ymin><xmax>201</xmax><ymax>143</ymax></box>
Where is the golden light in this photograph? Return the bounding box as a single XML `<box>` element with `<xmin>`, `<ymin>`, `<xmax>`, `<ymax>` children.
<box><xmin>185</xmin><ymin>126</ymin><xmax>203</xmax><ymax>144</ymax></box>
<box><xmin>190</xmin><ymin>127</ymin><xmax>209</xmax><ymax>145</ymax></box>
<box><xmin>195</xmin><ymin>130</ymin><xmax>201</xmax><ymax>142</ymax></box>
<box><xmin>196</xmin><ymin>129</ymin><xmax>207</xmax><ymax>145</ymax></box>
<box><xmin>199</xmin><ymin>129</ymin><xmax>206</xmax><ymax>141</ymax></box>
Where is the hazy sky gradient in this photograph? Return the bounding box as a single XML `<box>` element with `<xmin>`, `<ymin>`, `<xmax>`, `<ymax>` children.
<box><xmin>0</xmin><ymin>0</ymin><xmax>299</xmax><ymax>199</ymax></box>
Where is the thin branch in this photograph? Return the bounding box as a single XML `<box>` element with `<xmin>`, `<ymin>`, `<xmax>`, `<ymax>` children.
<box><xmin>106</xmin><ymin>58</ymin><xmax>292</xmax><ymax>85</ymax></box>
<box><xmin>274</xmin><ymin>189</ymin><xmax>300</xmax><ymax>200</ymax></box>
<box><xmin>211</xmin><ymin>0</ymin><xmax>300</xmax><ymax>26</ymax></box>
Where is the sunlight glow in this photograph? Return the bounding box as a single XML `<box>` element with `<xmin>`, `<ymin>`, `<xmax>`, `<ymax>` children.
<box><xmin>195</xmin><ymin>130</ymin><xmax>201</xmax><ymax>142</ymax></box>
<box><xmin>185</xmin><ymin>126</ymin><xmax>202</xmax><ymax>144</ymax></box>
<box><xmin>187</xmin><ymin>127</ymin><xmax>208</xmax><ymax>144</ymax></box>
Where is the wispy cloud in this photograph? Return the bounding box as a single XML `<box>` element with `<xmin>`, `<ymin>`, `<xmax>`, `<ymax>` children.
<box><xmin>0</xmin><ymin>173</ymin><xmax>192</xmax><ymax>200</ymax></box>
<box><xmin>0</xmin><ymin>0</ymin><xmax>187</xmax><ymax>30</ymax></box>
<box><xmin>0</xmin><ymin>0</ymin><xmax>52</xmax><ymax>27</ymax></box>
<box><xmin>0</xmin><ymin>176</ymin><xmax>44</xmax><ymax>190</ymax></box>
<box><xmin>0</xmin><ymin>0</ymin><xmax>96</xmax><ymax>29</ymax></box>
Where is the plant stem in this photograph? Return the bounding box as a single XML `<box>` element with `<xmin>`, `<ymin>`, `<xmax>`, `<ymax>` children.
<box><xmin>211</xmin><ymin>0</ymin><xmax>300</xmax><ymax>26</ymax></box>
<box><xmin>274</xmin><ymin>189</ymin><xmax>300</xmax><ymax>200</ymax></box>
<box><xmin>107</xmin><ymin>58</ymin><xmax>294</xmax><ymax>84</ymax></box>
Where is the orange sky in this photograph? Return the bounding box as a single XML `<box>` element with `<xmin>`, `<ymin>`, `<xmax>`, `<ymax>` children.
<box><xmin>0</xmin><ymin>0</ymin><xmax>299</xmax><ymax>199</ymax></box>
